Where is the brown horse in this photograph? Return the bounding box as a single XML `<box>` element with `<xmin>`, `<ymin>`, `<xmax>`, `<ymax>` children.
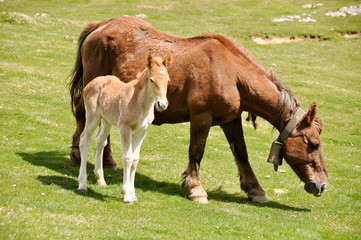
<box><xmin>69</xmin><ymin>16</ymin><xmax>328</xmax><ymax>203</ymax></box>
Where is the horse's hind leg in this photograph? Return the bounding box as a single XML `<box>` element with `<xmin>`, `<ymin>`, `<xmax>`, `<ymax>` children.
<box><xmin>78</xmin><ymin>111</ymin><xmax>100</xmax><ymax>192</ymax></box>
<box><xmin>70</xmin><ymin>94</ymin><xmax>117</xmax><ymax>170</ymax></box>
<box><xmin>94</xmin><ymin>119</ymin><xmax>112</xmax><ymax>186</ymax></box>
<box><xmin>221</xmin><ymin>118</ymin><xmax>268</xmax><ymax>203</ymax></box>
<box><xmin>70</xmin><ymin>94</ymin><xmax>85</xmax><ymax>165</ymax></box>
<box><xmin>182</xmin><ymin>112</ymin><xmax>212</xmax><ymax>204</ymax></box>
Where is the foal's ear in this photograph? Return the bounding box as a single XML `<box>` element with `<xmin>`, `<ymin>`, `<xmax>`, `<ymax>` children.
<box><xmin>147</xmin><ymin>52</ymin><xmax>153</xmax><ymax>68</ymax></box>
<box><xmin>163</xmin><ymin>53</ymin><xmax>172</xmax><ymax>68</ymax></box>
<box><xmin>304</xmin><ymin>102</ymin><xmax>317</xmax><ymax>125</ymax></box>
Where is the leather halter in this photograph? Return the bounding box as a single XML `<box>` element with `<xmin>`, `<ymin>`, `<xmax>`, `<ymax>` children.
<box><xmin>267</xmin><ymin>108</ymin><xmax>306</xmax><ymax>171</ymax></box>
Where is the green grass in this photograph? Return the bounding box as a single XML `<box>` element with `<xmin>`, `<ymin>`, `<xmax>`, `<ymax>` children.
<box><xmin>1</xmin><ymin>0</ymin><xmax>360</xmax><ymax>239</ymax></box>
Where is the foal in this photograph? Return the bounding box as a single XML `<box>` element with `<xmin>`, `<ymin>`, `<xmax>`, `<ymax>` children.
<box><xmin>78</xmin><ymin>53</ymin><xmax>171</xmax><ymax>203</ymax></box>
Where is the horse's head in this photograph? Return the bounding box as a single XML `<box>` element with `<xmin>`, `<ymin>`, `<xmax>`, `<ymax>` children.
<box><xmin>146</xmin><ymin>52</ymin><xmax>172</xmax><ymax>112</ymax></box>
<box><xmin>283</xmin><ymin>102</ymin><xmax>328</xmax><ymax>197</ymax></box>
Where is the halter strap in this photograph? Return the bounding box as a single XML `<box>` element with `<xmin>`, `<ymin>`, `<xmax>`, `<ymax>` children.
<box><xmin>277</xmin><ymin>108</ymin><xmax>306</xmax><ymax>143</ymax></box>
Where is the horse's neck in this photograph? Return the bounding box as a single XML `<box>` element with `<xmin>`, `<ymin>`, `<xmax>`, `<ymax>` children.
<box><xmin>133</xmin><ymin>68</ymin><xmax>154</xmax><ymax>111</ymax></box>
<box><xmin>240</xmin><ymin>74</ymin><xmax>293</xmax><ymax>132</ymax></box>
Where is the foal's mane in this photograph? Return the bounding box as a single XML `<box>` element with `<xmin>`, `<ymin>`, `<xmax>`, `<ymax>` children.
<box><xmin>193</xmin><ymin>34</ymin><xmax>302</xmax><ymax>128</ymax></box>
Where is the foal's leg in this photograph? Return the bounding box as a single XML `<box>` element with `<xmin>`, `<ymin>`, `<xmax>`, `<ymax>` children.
<box><xmin>130</xmin><ymin>129</ymin><xmax>147</xmax><ymax>202</ymax></box>
<box><xmin>119</xmin><ymin>125</ymin><xmax>134</xmax><ymax>203</ymax></box>
<box><xmin>71</xmin><ymin>95</ymin><xmax>117</xmax><ymax>170</ymax></box>
<box><xmin>182</xmin><ymin>112</ymin><xmax>212</xmax><ymax>204</ymax></box>
<box><xmin>220</xmin><ymin>118</ymin><xmax>268</xmax><ymax>203</ymax></box>
<box><xmin>94</xmin><ymin>119</ymin><xmax>112</xmax><ymax>186</ymax></box>
<box><xmin>78</xmin><ymin>112</ymin><xmax>100</xmax><ymax>192</ymax></box>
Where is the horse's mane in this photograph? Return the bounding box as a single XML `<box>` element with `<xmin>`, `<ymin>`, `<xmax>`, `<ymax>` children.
<box><xmin>268</xmin><ymin>70</ymin><xmax>300</xmax><ymax>128</ymax></box>
<box><xmin>193</xmin><ymin>34</ymin><xmax>302</xmax><ymax>128</ymax></box>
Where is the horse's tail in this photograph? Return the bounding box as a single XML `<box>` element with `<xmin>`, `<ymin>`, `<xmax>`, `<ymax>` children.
<box><xmin>68</xmin><ymin>21</ymin><xmax>102</xmax><ymax>116</ymax></box>
<box><xmin>246</xmin><ymin>112</ymin><xmax>258</xmax><ymax>130</ymax></box>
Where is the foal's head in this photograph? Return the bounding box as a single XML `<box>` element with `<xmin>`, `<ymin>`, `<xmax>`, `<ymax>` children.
<box><xmin>146</xmin><ymin>53</ymin><xmax>172</xmax><ymax>112</ymax></box>
<box><xmin>283</xmin><ymin>102</ymin><xmax>328</xmax><ymax>197</ymax></box>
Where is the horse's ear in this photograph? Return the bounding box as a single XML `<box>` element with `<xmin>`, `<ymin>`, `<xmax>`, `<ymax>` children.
<box><xmin>304</xmin><ymin>102</ymin><xmax>317</xmax><ymax>125</ymax></box>
<box><xmin>163</xmin><ymin>53</ymin><xmax>172</xmax><ymax>68</ymax></box>
<box><xmin>147</xmin><ymin>52</ymin><xmax>153</xmax><ymax>68</ymax></box>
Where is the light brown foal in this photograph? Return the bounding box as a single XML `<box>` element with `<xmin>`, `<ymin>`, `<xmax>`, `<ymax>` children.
<box><xmin>78</xmin><ymin>53</ymin><xmax>171</xmax><ymax>203</ymax></box>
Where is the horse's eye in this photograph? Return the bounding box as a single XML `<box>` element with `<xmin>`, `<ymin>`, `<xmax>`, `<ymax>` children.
<box><xmin>150</xmin><ymin>77</ymin><xmax>154</xmax><ymax>83</ymax></box>
<box><xmin>309</xmin><ymin>137</ymin><xmax>319</xmax><ymax>150</ymax></box>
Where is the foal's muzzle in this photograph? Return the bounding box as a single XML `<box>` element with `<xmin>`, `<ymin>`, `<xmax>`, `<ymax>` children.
<box><xmin>155</xmin><ymin>100</ymin><xmax>168</xmax><ymax>112</ymax></box>
<box><xmin>304</xmin><ymin>180</ymin><xmax>327</xmax><ymax>197</ymax></box>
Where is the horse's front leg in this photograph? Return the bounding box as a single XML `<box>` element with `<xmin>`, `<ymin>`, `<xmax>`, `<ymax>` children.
<box><xmin>182</xmin><ymin>112</ymin><xmax>212</xmax><ymax>204</ymax></box>
<box><xmin>220</xmin><ymin>117</ymin><xmax>268</xmax><ymax>203</ymax></box>
<box><xmin>94</xmin><ymin>119</ymin><xmax>112</xmax><ymax>186</ymax></box>
<box><xmin>130</xmin><ymin>129</ymin><xmax>147</xmax><ymax>203</ymax></box>
<box><xmin>119</xmin><ymin>125</ymin><xmax>134</xmax><ymax>203</ymax></box>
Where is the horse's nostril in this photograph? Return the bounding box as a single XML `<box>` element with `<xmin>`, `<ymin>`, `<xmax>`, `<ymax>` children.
<box><xmin>305</xmin><ymin>181</ymin><xmax>314</xmax><ymax>193</ymax></box>
<box><xmin>321</xmin><ymin>184</ymin><xmax>326</xmax><ymax>193</ymax></box>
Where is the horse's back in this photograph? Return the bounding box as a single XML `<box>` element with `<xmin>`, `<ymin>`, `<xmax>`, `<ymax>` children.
<box><xmin>84</xmin><ymin>75</ymin><xmax>122</xmax><ymax>93</ymax></box>
<box><xmin>81</xmin><ymin>17</ymin><xmax>253</xmax><ymax>125</ymax></box>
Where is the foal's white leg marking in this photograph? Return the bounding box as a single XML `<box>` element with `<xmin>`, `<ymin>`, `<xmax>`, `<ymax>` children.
<box><xmin>119</xmin><ymin>125</ymin><xmax>134</xmax><ymax>203</ymax></box>
<box><xmin>94</xmin><ymin>119</ymin><xmax>111</xmax><ymax>187</ymax></box>
<box><xmin>78</xmin><ymin>111</ymin><xmax>101</xmax><ymax>192</ymax></box>
<box><xmin>130</xmin><ymin>129</ymin><xmax>147</xmax><ymax>202</ymax></box>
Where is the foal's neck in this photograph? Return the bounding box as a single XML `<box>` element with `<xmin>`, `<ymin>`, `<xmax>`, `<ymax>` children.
<box><xmin>133</xmin><ymin>68</ymin><xmax>154</xmax><ymax>109</ymax></box>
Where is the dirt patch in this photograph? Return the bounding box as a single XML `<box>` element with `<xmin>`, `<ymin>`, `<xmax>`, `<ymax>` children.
<box><xmin>252</xmin><ymin>36</ymin><xmax>303</xmax><ymax>45</ymax></box>
<box><xmin>252</xmin><ymin>34</ymin><xmax>330</xmax><ymax>45</ymax></box>
<box><xmin>339</xmin><ymin>31</ymin><xmax>361</xmax><ymax>38</ymax></box>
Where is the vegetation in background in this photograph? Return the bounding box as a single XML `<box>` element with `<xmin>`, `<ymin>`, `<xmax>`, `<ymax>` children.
<box><xmin>0</xmin><ymin>0</ymin><xmax>360</xmax><ymax>239</ymax></box>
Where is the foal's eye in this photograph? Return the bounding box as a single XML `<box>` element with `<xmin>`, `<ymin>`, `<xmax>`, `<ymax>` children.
<box><xmin>150</xmin><ymin>77</ymin><xmax>154</xmax><ymax>83</ymax></box>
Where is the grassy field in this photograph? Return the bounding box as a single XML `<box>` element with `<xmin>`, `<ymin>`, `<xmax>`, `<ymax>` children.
<box><xmin>1</xmin><ymin>0</ymin><xmax>360</xmax><ymax>239</ymax></box>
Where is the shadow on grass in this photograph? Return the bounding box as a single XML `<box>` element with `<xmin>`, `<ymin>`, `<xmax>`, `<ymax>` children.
<box><xmin>17</xmin><ymin>150</ymin><xmax>310</xmax><ymax>212</ymax></box>
<box><xmin>37</xmin><ymin>175</ymin><xmax>114</xmax><ymax>202</ymax></box>
<box><xmin>207</xmin><ymin>188</ymin><xmax>310</xmax><ymax>212</ymax></box>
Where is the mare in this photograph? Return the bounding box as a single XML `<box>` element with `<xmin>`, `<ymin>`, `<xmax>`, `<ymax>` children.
<box><xmin>69</xmin><ymin>17</ymin><xmax>328</xmax><ymax>204</ymax></box>
<box><xmin>78</xmin><ymin>53</ymin><xmax>171</xmax><ymax>203</ymax></box>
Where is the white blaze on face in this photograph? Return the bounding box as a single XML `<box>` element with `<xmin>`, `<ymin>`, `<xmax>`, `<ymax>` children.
<box><xmin>159</xmin><ymin>70</ymin><xmax>164</xmax><ymax>75</ymax></box>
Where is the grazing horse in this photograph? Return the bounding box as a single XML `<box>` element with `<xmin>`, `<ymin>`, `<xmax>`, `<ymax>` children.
<box><xmin>78</xmin><ymin>53</ymin><xmax>171</xmax><ymax>203</ymax></box>
<box><xmin>69</xmin><ymin>16</ymin><xmax>328</xmax><ymax>204</ymax></box>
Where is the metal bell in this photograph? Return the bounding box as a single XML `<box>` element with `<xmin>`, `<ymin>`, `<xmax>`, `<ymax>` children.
<box><xmin>267</xmin><ymin>141</ymin><xmax>283</xmax><ymax>172</ymax></box>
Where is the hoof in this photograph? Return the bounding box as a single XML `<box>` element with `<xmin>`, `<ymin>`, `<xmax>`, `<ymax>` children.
<box><xmin>123</xmin><ymin>196</ymin><xmax>134</xmax><ymax>204</ymax></box>
<box><xmin>104</xmin><ymin>164</ymin><xmax>117</xmax><ymax>171</ymax></box>
<box><xmin>249</xmin><ymin>194</ymin><xmax>268</xmax><ymax>203</ymax></box>
<box><xmin>78</xmin><ymin>187</ymin><xmax>88</xmax><ymax>193</ymax></box>
<box><xmin>70</xmin><ymin>148</ymin><xmax>81</xmax><ymax>165</ymax></box>
<box><xmin>188</xmin><ymin>196</ymin><xmax>209</xmax><ymax>204</ymax></box>
<box><xmin>103</xmin><ymin>156</ymin><xmax>117</xmax><ymax>170</ymax></box>
<box><xmin>97</xmin><ymin>180</ymin><xmax>107</xmax><ymax>186</ymax></box>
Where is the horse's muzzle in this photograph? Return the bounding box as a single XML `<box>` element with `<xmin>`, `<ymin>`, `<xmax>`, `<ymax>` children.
<box><xmin>304</xmin><ymin>180</ymin><xmax>327</xmax><ymax>197</ymax></box>
<box><xmin>155</xmin><ymin>100</ymin><xmax>168</xmax><ymax>112</ymax></box>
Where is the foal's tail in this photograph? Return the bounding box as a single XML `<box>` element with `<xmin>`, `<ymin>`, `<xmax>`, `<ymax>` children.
<box><xmin>68</xmin><ymin>21</ymin><xmax>102</xmax><ymax>116</ymax></box>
